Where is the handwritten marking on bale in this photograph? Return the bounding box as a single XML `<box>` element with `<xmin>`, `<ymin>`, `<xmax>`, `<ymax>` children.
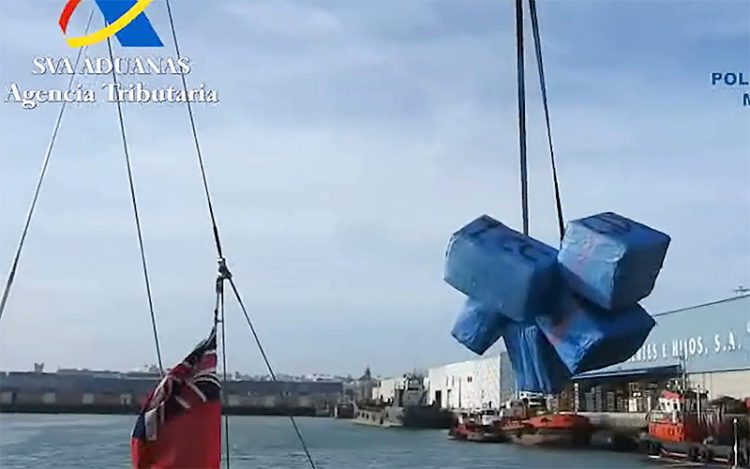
<box><xmin>557</xmin><ymin>212</ymin><xmax>670</xmax><ymax>310</ymax></box>
<box><xmin>444</xmin><ymin>215</ymin><xmax>559</xmax><ymax>322</ymax></box>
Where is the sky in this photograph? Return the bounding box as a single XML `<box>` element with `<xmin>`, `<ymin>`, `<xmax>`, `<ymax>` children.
<box><xmin>0</xmin><ymin>0</ymin><xmax>748</xmax><ymax>378</ymax></box>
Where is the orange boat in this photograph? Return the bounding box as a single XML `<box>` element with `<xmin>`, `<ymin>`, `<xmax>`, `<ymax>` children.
<box><xmin>495</xmin><ymin>396</ymin><xmax>592</xmax><ymax>447</ymax></box>
<box><xmin>644</xmin><ymin>388</ymin><xmax>750</xmax><ymax>467</ymax></box>
<box><xmin>450</xmin><ymin>409</ymin><xmax>508</xmax><ymax>443</ymax></box>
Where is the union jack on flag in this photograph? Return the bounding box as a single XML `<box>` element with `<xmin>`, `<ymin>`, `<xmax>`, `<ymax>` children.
<box><xmin>131</xmin><ymin>327</ymin><xmax>222</xmax><ymax>469</ymax></box>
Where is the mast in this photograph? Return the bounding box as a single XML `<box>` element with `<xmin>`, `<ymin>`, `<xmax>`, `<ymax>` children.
<box><xmin>680</xmin><ymin>351</ymin><xmax>688</xmax><ymax>393</ymax></box>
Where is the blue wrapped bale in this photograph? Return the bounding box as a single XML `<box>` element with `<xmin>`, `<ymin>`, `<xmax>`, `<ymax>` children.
<box><xmin>502</xmin><ymin>321</ymin><xmax>571</xmax><ymax>394</ymax></box>
<box><xmin>536</xmin><ymin>291</ymin><xmax>656</xmax><ymax>375</ymax></box>
<box><xmin>451</xmin><ymin>298</ymin><xmax>508</xmax><ymax>355</ymax></box>
<box><xmin>557</xmin><ymin>212</ymin><xmax>670</xmax><ymax>310</ymax></box>
<box><xmin>444</xmin><ymin>215</ymin><xmax>560</xmax><ymax>322</ymax></box>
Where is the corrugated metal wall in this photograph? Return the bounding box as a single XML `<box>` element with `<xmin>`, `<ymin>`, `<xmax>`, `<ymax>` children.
<box><xmin>689</xmin><ymin>369</ymin><xmax>750</xmax><ymax>399</ymax></box>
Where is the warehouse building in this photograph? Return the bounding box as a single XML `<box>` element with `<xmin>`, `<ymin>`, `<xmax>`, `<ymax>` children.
<box><xmin>426</xmin><ymin>354</ymin><xmax>515</xmax><ymax>411</ymax></box>
<box><xmin>371</xmin><ymin>376</ymin><xmax>405</xmax><ymax>403</ymax></box>
<box><xmin>426</xmin><ymin>294</ymin><xmax>749</xmax><ymax>413</ymax></box>
<box><xmin>571</xmin><ymin>294</ymin><xmax>750</xmax><ymax>413</ymax></box>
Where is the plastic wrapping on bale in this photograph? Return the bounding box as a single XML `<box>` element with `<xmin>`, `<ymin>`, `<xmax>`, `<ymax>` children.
<box><xmin>502</xmin><ymin>322</ymin><xmax>571</xmax><ymax>394</ymax></box>
<box><xmin>451</xmin><ymin>298</ymin><xmax>508</xmax><ymax>355</ymax></box>
<box><xmin>444</xmin><ymin>215</ymin><xmax>560</xmax><ymax>322</ymax></box>
<box><xmin>536</xmin><ymin>290</ymin><xmax>656</xmax><ymax>375</ymax></box>
<box><xmin>557</xmin><ymin>212</ymin><xmax>670</xmax><ymax>310</ymax></box>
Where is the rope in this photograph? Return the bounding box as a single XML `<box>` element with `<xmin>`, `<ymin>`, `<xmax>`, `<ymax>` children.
<box><xmin>529</xmin><ymin>0</ymin><xmax>565</xmax><ymax>240</ymax></box>
<box><xmin>227</xmin><ymin>277</ymin><xmax>318</xmax><ymax>469</ymax></box>
<box><xmin>163</xmin><ymin>2</ymin><xmax>317</xmax><ymax>467</ymax></box>
<box><xmin>0</xmin><ymin>9</ymin><xmax>95</xmax><ymax>324</ymax></box>
<box><xmin>515</xmin><ymin>0</ymin><xmax>529</xmax><ymax>236</ymax></box>
<box><xmin>105</xmin><ymin>34</ymin><xmax>164</xmax><ymax>374</ymax></box>
<box><xmin>164</xmin><ymin>0</ymin><xmax>223</xmax><ymax>259</ymax></box>
<box><xmin>214</xmin><ymin>266</ymin><xmax>231</xmax><ymax>468</ymax></box>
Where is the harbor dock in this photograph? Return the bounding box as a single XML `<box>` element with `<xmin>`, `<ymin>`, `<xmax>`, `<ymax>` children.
<box><xmin>0</xmin><ymin>370</ymin><xmax>342</xmax><ymax>417</ymax></box>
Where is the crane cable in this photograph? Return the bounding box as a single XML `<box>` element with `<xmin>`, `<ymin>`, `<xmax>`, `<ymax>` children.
<box><xmin>529</xmin><ymin>0</ymin><xmax>565</xmax><ymax>239</ymax></box>
<box><xmin>515</xmin><ymin>0</ymin><xmax>529</xmax><ymax>236</ymax></box>
<box><xmin>163</xmin><ymin>2</ymin><xmax>317</xmax><ymax>468</ymax></box>
<box><xmin>0</xmin><ymin>10</ymin><xmax>95</xmax><ymax>324</ymax></box>
<box><xmin>516</xmin><ymin>0</ymin><xmax>565</xmax><ymax>238</ymax></box>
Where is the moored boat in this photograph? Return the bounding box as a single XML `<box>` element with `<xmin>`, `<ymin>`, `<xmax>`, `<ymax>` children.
<box><xmin>353</xmin><ymin>374</ymin><xmax>453</xmax><ymax>429</ymax></box>
<box><xmin>495</xmin><ymin>396</ymin><xmax>592</xmax><ymax>447</ymax></box>
<box><xmin>642</xmin><ymin>388</ymin><xmax>750</xmax><ymax>467</ymax></box>
<box><xmin>450</xmin><ymin>409</ymin><xmax>508</xmax><ymax>443</ymax></box>
<box><xmin>502</xmin><ymin>413</ymin><xmax>591</xmax><ymax>447</ymax></box>
<box><xmin>334</xmin><ymin>398</ymin><xmax>355</xmax><ymax>419</ymax></box>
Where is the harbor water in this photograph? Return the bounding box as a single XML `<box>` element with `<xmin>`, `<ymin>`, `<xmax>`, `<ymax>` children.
<box><xmin>1</xmin><ymin>414</ymin><xmax>668</xmax><ymax>468</ymax></box>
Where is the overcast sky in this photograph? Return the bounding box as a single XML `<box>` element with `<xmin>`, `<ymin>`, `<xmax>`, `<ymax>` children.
<box><xmin>0</xmin><ymin>0</ymin><xmax>748</xmax><ymax>378</ymax></box>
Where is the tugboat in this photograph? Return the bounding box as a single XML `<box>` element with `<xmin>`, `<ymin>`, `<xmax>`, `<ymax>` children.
<box><xmin>353</xmin><ymin>374</ymin><xmax>453</xmax><ymax>429</ymax></box>
<box><xmin>450</xmin><ymin>408</ymin><xmax>508</xmax><ymax>443</ymax></box>
<box><xmin>497</xmin><ymin>395</ymin><xmax>592</xmax><ymax>447</ymax></box>
<box><xmin>643</xmin><ymin>388</ymin><xmax>750</xmax><ymax>467</ymax></box>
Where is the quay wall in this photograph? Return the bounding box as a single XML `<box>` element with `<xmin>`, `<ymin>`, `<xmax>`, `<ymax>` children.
<box><xmin>0</xmin><ymin>372</ymin><xmax>343</xmax><ymax>416</ymax></box>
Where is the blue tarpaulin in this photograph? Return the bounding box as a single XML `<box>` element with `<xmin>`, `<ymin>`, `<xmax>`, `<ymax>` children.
<box><xmin>443</xmin><ymin>212</ymin><xmax>671</xmax><ymax>394</ymax></box>
<box><xmin>502</xmin><ymin>321</ymin><xmax>571</xmax><ymax>394</ymax></box>
<box><xmin>444</xmin><ymin>215</ymin><xmax>560</xmax><ymax>322</ymax></box>
<box><xmin>450</xmin><ymin>298</ymin><xmax>508</xmax><ymax>355</ymax></box>
<box><xmin>557</xmin><ymin>212</ymin><xmax>670</xmax><ymax>310</ymax></box>
<box><xmin>535</xmin><ymin>290</ymin><xmax>656</xmax><ymax>375</ymax></box>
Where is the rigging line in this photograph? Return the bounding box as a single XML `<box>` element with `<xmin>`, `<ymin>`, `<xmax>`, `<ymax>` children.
<box><xmin>163</xmin><ymin>0</ymin><xmax>223</xmax><ymax>259</ymax></box>
<box><xmin>528</xmin><ymin>0</ymin><xmax>565</xmax><ymax>240</ymax></box>
<box><xmin>515</xmin><ymin>0</ymin><xmax>530</xmax><ymax>236</ymax></box>
<box><xmin>226</xmin><ymin>277</ymin><xmax>318</xmax><ymax>469</ymax></box>
<box><xmin>163</xmin><ymin>3</ymin><xmax>317</xmax><ymax>467</ymax></box>
<box><xmin>105</xmin><ymin>34</ymin><xmax>164</xmax><ymax>374</ymax></box>
<box><xmin>215</xmin><ymin>277</ymin><xmax>231</xmax><ymax>468</ymax></box>
<box><xmin>0</xmin><ymin>9</ymin><xmax>96</xmax><ymax>324</ymax></box>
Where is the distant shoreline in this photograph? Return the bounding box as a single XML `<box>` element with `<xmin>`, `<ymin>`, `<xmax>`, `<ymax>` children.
<box><xmin>0</xmin><ymin>404</ymin><xmax>325</xmax><ymax>417</ymax></box>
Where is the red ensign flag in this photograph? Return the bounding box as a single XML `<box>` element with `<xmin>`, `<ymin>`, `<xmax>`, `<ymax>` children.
<box><xmin>130</xmin><ymin>327</ymin><xmax>222</xmax><ymax>468</ymax></box>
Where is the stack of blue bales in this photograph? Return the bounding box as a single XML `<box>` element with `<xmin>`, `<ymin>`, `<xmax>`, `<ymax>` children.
<box><xmin>444</xmin><ymin>211</ymin><xmax>670</xmax><ymax>394</ymax></box>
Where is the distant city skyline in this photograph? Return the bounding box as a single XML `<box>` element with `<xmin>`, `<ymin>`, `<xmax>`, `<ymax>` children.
<box><xmin>1</xmin><ymin>1</ymin><xmax>748</xmax><ymax>377</ymax></box>
<box><xmin>4</xmin><ymin>362</ymin><xmax>389</xmax><ymax>382</ymax></box>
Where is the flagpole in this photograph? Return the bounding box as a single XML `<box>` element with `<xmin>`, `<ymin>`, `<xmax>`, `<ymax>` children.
<box><xmin>217</xmin><ymin>259</ymin><xmax>231</xmax><ymax>468</ymax></box>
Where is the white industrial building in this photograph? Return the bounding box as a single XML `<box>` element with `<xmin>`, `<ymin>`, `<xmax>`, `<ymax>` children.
<box><xmin>371</xmin><ymin>376</ymin><xmax>405</xmax><ymax>403</ymax></box>
<box><xmin>426</xmin><ymin>353</ymin><xmax>515</xmax><ymax>411</ymax></box>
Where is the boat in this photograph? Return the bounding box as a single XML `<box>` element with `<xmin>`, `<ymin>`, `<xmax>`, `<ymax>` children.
<box><xmin>353</xmin><ymin>374</ymin><xmax>453</xmax><ymax>429</ymax></box>
<box><xmin>450</xmin><ymin>408</ymin><xmax>508</xmax><ymax>443</ymax></box>
<box><xmin>334</xmin><ymin>398</ymin><xmax>355</xmax><ymax>419</ymax></box>
<box><xmin>496</xmin><ymin>396</ymin><xmax>592</xmax><ymax>447</ymax></box>
<box><xmin>642</xmin><ymin>387</ymin><xmax>750</xmax><ymax>467</ymax></box>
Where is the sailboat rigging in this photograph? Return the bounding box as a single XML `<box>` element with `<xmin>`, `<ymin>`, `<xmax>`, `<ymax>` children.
<box><xmin>0</xmin><ymin>1</ymin><xmax>318</xmax><ymax>468</ymax></box>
